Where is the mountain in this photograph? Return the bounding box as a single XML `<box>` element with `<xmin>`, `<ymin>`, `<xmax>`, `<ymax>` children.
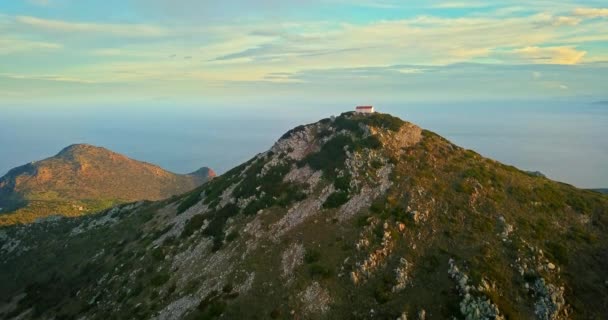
<box><xmin>591</xmin><ymin>189</ymin><xmax>608</xmax><ymax>194</ymax></box>
<box><xmin>0</xmin><ymin>144</ymin><xmax>215</xmax><ymax>226</ymax></box>
<box><xmin>1</xmin><ymin>112</ymin><xmax>607</xmax><ymax>320</ymax></box>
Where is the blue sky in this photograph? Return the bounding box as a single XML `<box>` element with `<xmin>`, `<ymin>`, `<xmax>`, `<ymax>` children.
<box><xmin>1</xmin><ymin>0</ymin><xmax>607</xmax><ymax>105</ymax></box>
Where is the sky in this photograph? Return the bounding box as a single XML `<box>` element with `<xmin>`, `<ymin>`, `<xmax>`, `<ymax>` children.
<box><xmin>1</xmin><ymin>0</ymin><xmax>607</xmax><ymax>105</ymax></box>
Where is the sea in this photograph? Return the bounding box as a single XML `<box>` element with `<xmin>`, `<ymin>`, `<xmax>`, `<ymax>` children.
<box><xmin>1</xmin><ymin>100</ymin><xmax>606</xmax><ymax>188</ymax></box>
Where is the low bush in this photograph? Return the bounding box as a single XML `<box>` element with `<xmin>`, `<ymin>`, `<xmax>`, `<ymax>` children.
<box><xmin>177</xmin><ymin>190</ymin><xmax>201</xmax><ymax>214</ymax></box>
<box><xmin>309</xmin><ymin>264</ymin><xmax>333</xmax><ymax>279</ymax></box>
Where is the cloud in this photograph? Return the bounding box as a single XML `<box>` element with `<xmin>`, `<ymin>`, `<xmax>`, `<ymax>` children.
<box><xmin>512</xmin><ymin>46</ymin><xmax>587</xmax><ymax>65</ymax></box>
<box><xmin>0</xmin><ymin>72</ymin><xmax>95</xmax><ymax>83</ymax></box>
<box><xmin>431</xmin><ymin>1</ymin><xmax>489</xmax><ymax>9</ymax></box>
<box><xmin>15</xmin><ymin>16</ymin><xmax>168</xmax><ymax>37</ymax></box>
<box><xmin>573</xmin><ymin>8</ymin><xmax>608</xmax><ymax>18</ymax></box>
<box><xmin>26</xmin><ymin>0</ymin><xmax>51</xmax><ymax>6</ymax></box>
<box><xmin>551</xmin><ymin>16</ymin><xmax>582</xmax><ymax>26</ymax></box>
<box><xmin>0</xmin><ymin>37</ymin><xmax>62</xmax><ymax>55</ymax></box>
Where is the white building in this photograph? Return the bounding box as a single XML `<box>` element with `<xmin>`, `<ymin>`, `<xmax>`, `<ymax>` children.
<box><xmin>355</xmin><ymin>105</ymin><xmax>375</xmax><ymax>113</ymax></box>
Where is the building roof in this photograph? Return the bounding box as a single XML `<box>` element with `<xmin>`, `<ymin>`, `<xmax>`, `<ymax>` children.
<box><xmin>356</xmin><ymin>106</ymin><xmax>374</xmax><ymax>109</ymax></box>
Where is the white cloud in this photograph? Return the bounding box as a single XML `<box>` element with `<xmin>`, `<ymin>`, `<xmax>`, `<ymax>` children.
<box><xmin>15</xmin><ymin>16</ymin><xmax>168</xmax><ymax>37</ymax></box>
<box><xmin>573</xmin><ymin>8</ymin><xmax>608</xmax><ymax>18</ymax></box>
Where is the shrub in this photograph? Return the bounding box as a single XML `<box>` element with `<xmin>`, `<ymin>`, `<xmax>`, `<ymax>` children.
<box><xmin>225</xmin><ymin>231</ymin><xmax>239</xmax><ymax>242</ymax></box>
<box><xmin>309</xmin><ymin>264</ymin><xmax>333</xmax><ymax>279</ymax></box>
<box><xmin>304</xmin><ymin>249</ymin><xmax>321</xmax><ymax>264</ymax></box>
<box><xmin>361</xmin><ymin>113</ymin><xmax>404</xmax><ymax>132</ymax></box>
<box><xmin>323</xmin><ymin>191</ymin><xmax>350</xmax><ymax>209</ymax></box>
<box><xmin>222</xmin><ymin>283</ymin><xmax>234</xmax><ymax>293</ymax></box>
<box><xmin>270</xmin><ymin>309</ymin><xmax>282</xmax><ymax>319</ymax></box>
<box><xmin>358</xmin><ymin>135</ymin><xmax>382</xmax><ymax>150</ymax></box>
<box><xmin>334</xmin><ymin>116</ymin><xmax>363</xmax><ymax>134</ymax></box>
<box><xmin>150</xmin><ymin>272</ymin><xmax>170</xmax><ymax>287</ymax></box>
<box><xmin>302</xmin><ymin>135</ymin><xmax>353</xmax><ymax>177</ymax></box>
<box><xmin>151</xmin><ymin>247</ymin><xmax>165</xmax><ymax>261</ymax></box>
<box><xmin>202</xmin><ymin>204</ymin><xmax>240</xmax><ymax>251</ymax></box>
<box><xmin>334</xmin><ymin>174</ymin><xmax>351</xmax><ymax>192</ymax></box>
<box><xmin>181</xmin><ymin>214</ymin><xmax>206</xmax><ymax>238</ymax></box>
<box><xmin>177</xmin><ymin>190</ymin><xmax>201</xmax><ymax>214</ymax></box>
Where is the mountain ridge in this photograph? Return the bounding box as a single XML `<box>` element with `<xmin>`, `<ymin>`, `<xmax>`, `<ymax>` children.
<box><xmin>0</xmin><ymin>144</ymin><xmax>215</xmax><ymax>225</ymax></box>
<box><xmin>0</xmin><ymin>112</ymin><xmax>606</xmax><ymax>319</ymax></box>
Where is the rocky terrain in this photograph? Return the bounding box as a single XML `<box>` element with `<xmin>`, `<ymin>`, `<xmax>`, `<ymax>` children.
<box><xmin>0</xmin><ymin>112</ymin><xmax>606</xmax><ymax>319</ymax></box>
<box><xmin>0</xmin><ymin>144</ymin><xmax>214</xmax><ymax>225</ymax></box>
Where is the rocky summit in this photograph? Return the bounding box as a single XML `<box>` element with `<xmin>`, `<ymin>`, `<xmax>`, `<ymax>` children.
<box><xmin>0</xmin><ymin>112</ymin><xmax>607</xmax><ymax>319</ymax></box>
<box><xmin>0</xmin><ymin>144</ymin><xmax>214</xmax><ymax>226</ymax></box>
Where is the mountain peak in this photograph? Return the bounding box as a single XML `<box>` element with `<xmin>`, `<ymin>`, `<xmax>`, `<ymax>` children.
<box><xmin>2</xmin><ymin>111</ymin><xmax>607</xmax><ymax>319</ymax></box>
<box><xmin>273</xmin><ymin>112</ymin><xmax>423</xmax><ymax>163</ymax></box>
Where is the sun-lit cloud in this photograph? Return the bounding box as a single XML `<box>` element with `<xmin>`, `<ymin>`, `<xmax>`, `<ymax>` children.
<box><xmin>512</xmin><ymin>46</ymin><xmax>587</xmax><ymax>65</ymax></box>
<box><xmin>573</xmin><ymin>7</ymin><xmax>608</xmax><ymax>18</ymax></box>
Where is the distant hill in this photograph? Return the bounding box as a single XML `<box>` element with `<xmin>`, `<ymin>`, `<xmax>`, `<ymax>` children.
<box><xmin>591</xmin><ymin>188</ymin><xmax>608</xmax><ymax>194</ymax></box>
<box><xmin>1</xmin><ymin>112</ymin><xmax>607</xmax><ymax>319</ymax></box>
<box><xmin>0</xmin><ymin>144</ymin><xmax>214</xmax><ymax>225</ymax></box>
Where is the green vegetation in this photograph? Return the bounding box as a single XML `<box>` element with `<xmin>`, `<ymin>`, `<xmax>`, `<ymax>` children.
<box><xmin>150</xmin><ymin>271</ymin><xmax>170</xmax><ymax>287</ymax></box>
<box><xmin>181</xmin><ymin>214</ymin><xmax>207</xmax><ymax>238</ymax></box>
<box><xmin>177</xmin><ymin>190</ymin><xmax>202</xmax><ymax>214</ymax></box>
<box><xmin>323</xmin><ymin>191</ymin><xmax>350</xmax><ymax>208</ymax></box>
<box><xmin>304</xmin><ymin>248</ymin><xmax>321</xmax><ymax>264</ymax></box>
<box><xmin>301</xmin><ymin>134</ymin><xmax>353</xmax><ymax>177</ymax></box>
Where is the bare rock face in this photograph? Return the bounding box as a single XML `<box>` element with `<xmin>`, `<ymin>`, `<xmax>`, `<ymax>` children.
<box><xmin>371</xmin><ymin>122</ymin><xmax>422</xmax><ymax>155</ymax></box>
<box><xmin>271</xmin><ymin>125</ymin><xmax>322</xmax><ymax>161</ymax></box>
<box><xmin>298</xmin><ymin>282</ymin><xmax>332</xmax><ymax>315</ymax></box>
<box><xmin>281</xmin><ymin>243</ymin><xmax>305</xmax><ymax>280</ymax></box>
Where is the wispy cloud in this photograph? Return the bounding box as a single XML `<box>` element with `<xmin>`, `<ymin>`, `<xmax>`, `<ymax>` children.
<box><xmin>15</xmin><ymin>16</ymin><xmax>168</xmax><ymax>37</ymax></box>
<box><xmin>0</xmin><ymin>72</ymin><xmax>96</xmax><ymax>83</ymax></box>
<box><xmin>26</xmin><ymin>0</ymin><xmax>51</xmax><ymax>6</ymax></box>
<box><xmin>0</xmin><ymin>37</ymin><xmax>62</xmax><ymax>54</ymax></box>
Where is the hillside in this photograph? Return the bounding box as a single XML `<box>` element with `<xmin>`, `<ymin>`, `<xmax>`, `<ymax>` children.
<box><xmin>0</xmin><ymin>112</ymin><xmax>606</xmax><ymax>320</ymax></box>
<box><xmin>0</xmin><ymin>144</ymin><xmax>215</xmax><ymax>225</ymax></box>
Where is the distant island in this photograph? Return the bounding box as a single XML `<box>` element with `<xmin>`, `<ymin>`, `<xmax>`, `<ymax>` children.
<box><xmin>0</xmin><ymin>144</ymin><xmax>214</xmax><ymax>225</ymax></box>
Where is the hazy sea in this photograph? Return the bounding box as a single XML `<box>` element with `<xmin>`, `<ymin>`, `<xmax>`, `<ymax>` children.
<box><xmin>1</xmin><ymin>101</ymin><xmax>606</xmax><ymax>188</ymax></box>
